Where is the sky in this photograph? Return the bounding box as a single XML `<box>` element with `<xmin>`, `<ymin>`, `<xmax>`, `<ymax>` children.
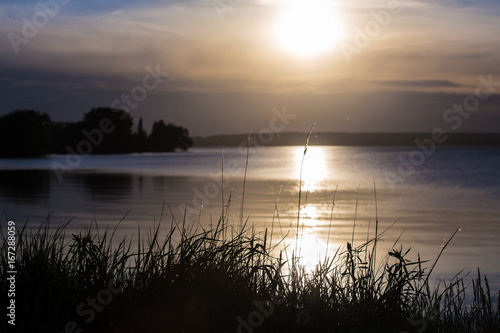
<box><xmin>0</xmin><ymin>0</ymin><xmax>499</xmax><ymax>136</ymax></box>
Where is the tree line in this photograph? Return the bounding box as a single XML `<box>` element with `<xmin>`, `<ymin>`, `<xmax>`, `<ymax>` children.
<box><xmin>0</xmin><ymin>108</ymin><xmax>193</xmax><ymax>157</ymax></box>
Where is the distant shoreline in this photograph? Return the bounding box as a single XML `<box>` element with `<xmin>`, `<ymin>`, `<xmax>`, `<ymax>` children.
<box><xmin>193</xmin><ymin>132</ymin><xmax>500</xmax><ymax>147</ymax></box>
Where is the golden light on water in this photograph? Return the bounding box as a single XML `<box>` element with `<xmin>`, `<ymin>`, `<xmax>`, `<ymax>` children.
<box><xmin>301</xmin><ymin>204</ymin><xmax>319</xmax><ymax>227</ymax></box>
<box><xmin>295</xmin><ymin>146</ymin><xmax>327</xmax><ymax>193</ymax></box>
<box><xmin>289</xmin><ymin>146</ymin><xmax>341</xmax><ymax>273</ymax></box>
<box><xmin>279</xmin><ymin>233</ymin><xmax>343</xmax><ymax>275</ymax></box>
<box><xmin>290</xmin><ymin>234</ymin><xmax>327</xmax><ymax>272</ymax></box>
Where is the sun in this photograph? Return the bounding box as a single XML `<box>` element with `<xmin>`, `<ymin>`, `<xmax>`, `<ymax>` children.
<box><xmin>275</xmin><ymin>0</ymin><xmax>342</xmax><ymax>57</ymax></box>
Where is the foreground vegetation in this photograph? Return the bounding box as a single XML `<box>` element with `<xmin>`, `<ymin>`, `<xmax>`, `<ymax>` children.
<box><xmin>1</xmin><ymin>208</ymin><xmax>498</xmax><ymax>333</ymax></box>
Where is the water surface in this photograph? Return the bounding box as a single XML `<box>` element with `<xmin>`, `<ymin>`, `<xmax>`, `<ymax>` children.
<box><xmin>1</xmin><ymin>146</ymin><xmax>499</xmax><ymax>291</ymax></box>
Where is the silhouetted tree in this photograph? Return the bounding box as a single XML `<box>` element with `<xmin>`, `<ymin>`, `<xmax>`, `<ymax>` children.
<box><xmin>0</xmin><ymin>110</ymin><xmax>56</xmax><ymax>157</ymax></box>
<box><xmin>83</xmin><ymin>107</ymin><xmax>134</xmax><ymax>154</ymax></box>
<box><xmin>59</xmin><ymin>108</ymin><xmax>134</xmax><ymax>154</ymax></box>
<box><xmin>137</xmin><ymin>118</ymin><xmax>147</xmax><ymax>138</ymax></box>
<box><xmin>148</xmin><ymin>121</ymin><xmax>193</xmax><ymax>152</ymax></box>
<box><xmin>0</xmin><ymin>107</ymin><xmax>194</xmax><ymax>156</ymax></box>
<box><xmin>53</xmin><ymin>121</ymin><xmax>85</xmax><ymax>154</ymax></box>
<box><xmin>133</xmin><ymin>117</ymin><xmax>148</xmax><ymax>152</ymax></box>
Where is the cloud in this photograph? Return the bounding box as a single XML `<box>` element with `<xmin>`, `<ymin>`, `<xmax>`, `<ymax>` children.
<box><xmin>1</xmin><ymin>0</ymin><xmax>499</xmax><ymax>96</ymax></box>
<box><xmin>0</xmin><ymin>0</ymin><xmax>183</xmax><ymax>17</ymax></box>
<box><xmin>375</xmin><ymin>80</ymin><xmax>464</xmax><ymax>88</ymax></box>
<box><xmin>0</xmin><ymin>0</ymin><xmax>499</xmax><ymax>135</ymax></box>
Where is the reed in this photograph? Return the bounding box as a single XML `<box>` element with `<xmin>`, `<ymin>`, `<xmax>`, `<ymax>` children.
<box><xmin>1</xmin><ymin>203</ymin><xmax>499</xmax><ymax>332</ymax></box>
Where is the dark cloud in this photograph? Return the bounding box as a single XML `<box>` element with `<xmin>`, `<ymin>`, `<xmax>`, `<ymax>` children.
<box><xmin>1</xmin><ymin>82</ymin><xmax>498</xmax><ymax>136</ymax></box>
<box><xmin>375</xmin><ymin>80</ymin><xmax>464</xmax><ymax>88</ymax></box>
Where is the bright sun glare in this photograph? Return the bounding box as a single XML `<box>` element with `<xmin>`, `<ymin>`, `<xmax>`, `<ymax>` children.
<box><xmin>296</xmin><ymin>146</ymin><xmax>327</xmax><ymax>192</ymax></box>
<box><xmin>275</xmin><ymin>0</ymin><xmax>342</xmax><ymax>57</ymax></box>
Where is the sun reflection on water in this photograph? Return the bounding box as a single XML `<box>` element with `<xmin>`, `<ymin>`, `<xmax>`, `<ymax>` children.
<box><xmin>301</xmin><ymin>204</ymin><xmax>318</xmax><ymax>227</ymax></box>
<box><xmin>281</xmin><ymin>234</ymin><xmax>327</xmax><ymax>273</ymax></box>
<box><xmin>270</xmin><ymin>146</ymin><xmax>342</xmax><ymax>273</ymax></box>
<box><xmin>295</xmin><ymin>146</ymin><xmax>327</xmax><ymax>193</ymax></box>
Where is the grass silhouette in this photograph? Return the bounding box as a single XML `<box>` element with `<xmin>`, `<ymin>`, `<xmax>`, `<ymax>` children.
<box><xmin>1</xmin><ymin>198</ymin><xmax>499</xmax><ymax>332</ymax></box>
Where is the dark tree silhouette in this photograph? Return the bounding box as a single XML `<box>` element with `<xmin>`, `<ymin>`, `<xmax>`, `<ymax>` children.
<box><xmin>53</xmin><ymin>121</ymin><xmax>85</xmax><ymax>154</ymax></box>
<box><xmin>148</xmin><ymin>120</ymin><xmax>193</xmax><ymax>152</ymax></box>
<box><xmin>82</xmin><ymin>107</ymin><xmax>134</xmax><ymax>154</ymax></box>
<box><xmin>58</xmin><ymin>108</ymin><xmax>135</xmax><ymax>154</ymax></box>
<box><xmin>0</xmin><ymin>108</ymin><xmax>193</xmax><ymax>156</ymax></box>
<box><xmin>133</xmin><ymin>117</ymin><xmax>149</xmax><ymax>152</ymax></box>
<box><xmin>0</xmin><ymin>110</ymin><xmax>56</xmax><ymax>157</ymax></box>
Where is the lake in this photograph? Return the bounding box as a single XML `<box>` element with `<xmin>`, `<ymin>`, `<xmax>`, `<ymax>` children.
<box><xmin>1</xmin><ymin>146</ymin><xmax>499</xmax><ymax>292</ymax></box>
